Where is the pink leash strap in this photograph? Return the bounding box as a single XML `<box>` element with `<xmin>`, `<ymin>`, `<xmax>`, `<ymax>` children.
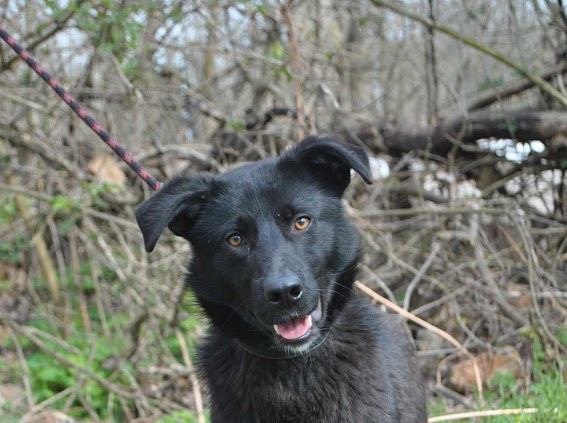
<box><xmin>0</xmin><ymin>26</ymin><xmax>162</xmax><ymax>191</ymax></box>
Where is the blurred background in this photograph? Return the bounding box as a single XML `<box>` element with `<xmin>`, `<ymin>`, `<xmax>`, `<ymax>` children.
<box><xmin>0</xmin><ymin>0</ymin><xmax>566</xmax><ymax>421</ymax></box>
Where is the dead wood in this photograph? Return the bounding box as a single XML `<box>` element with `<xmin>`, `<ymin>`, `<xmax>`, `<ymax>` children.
<box><xmin>350</xmin><ymin>110</ymin><xmax>567</xmax><ymax>156</ymax></box>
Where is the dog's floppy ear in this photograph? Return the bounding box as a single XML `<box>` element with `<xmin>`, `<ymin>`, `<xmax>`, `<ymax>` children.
<box><xmin>135</xmin><ymin>175</ymin><xmax>211</xmax><ymax>252</ymax></box>
<box><xmin>287</xmin><ymin>135</ymin><xmax>372</xmax><ymax>195</ymax></box>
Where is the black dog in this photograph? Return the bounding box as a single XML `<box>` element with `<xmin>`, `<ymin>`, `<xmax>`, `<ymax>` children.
<box><xmin>136</xmin><ymin>136</ymin><xmax>426</xmax><ymax>422</ymax></box>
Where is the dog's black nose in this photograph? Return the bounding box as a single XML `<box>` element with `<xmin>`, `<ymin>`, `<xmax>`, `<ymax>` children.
<box><xmin>265</xmin><ymin>275</ymin><xmax>303</xmax><ymax>305</ymax></box>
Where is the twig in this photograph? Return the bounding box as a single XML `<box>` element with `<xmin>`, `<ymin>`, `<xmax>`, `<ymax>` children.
<box><xmin>1</xmin><ymin>1</ymin><xmax>83</xmax><ymax>71</ymax></box>
<box><xmin>360</xmin><ymin>264</ymin><xmax>396</xmax><ymax>302</ymax></box>
<box><xmin>2</xmin><ymin>318</ymin><xmax>138</xmax><ymax>399</ymax></box>
<box><xmin>354</xmin><ymin>280</ymin><xmax>484</xmax><ymax>404</ymax></box>
<box><xmin>82</xmin><ymin>216</ymin><xmax>127</xmax><ymax>282</ymax></box>
<box><xmin>369</xmin><ymin>0</ymin><xmax>567</xmax><ymax>107</ymax></box>
<box><xmin>361</xmin><ymin>232</ymin><xmax>451</xmax><ymax>297</ymax></box>
<box><xmin>356</xmin><ymin>206</ymin><xmax>509</xmax><ymax>218</ymax></box>
<box><xmin>411</xmin><ymin>287</ymin><xmax>467</xmax><ymax>316</ymax></box>
<box><xmin>70</xmin><ymin>230</ymin><xmax>92</xmax><ymax>334</ymax></box>
<box><xmin>126</xmin><ymin>311</ymin><xmax>148</xmax><ymax>359</ymax></box>
<box><xmin>175</xmin><ymin>328</ymin><xmax>206</xmax><ymax>423</ymax></box>
<box><xmin>81</xmin><ymin>233</ymin><xmax>111</xmax><ymax>338</ymax></box>
<box><xmin>5</xmin><ymin>319</ymin><xmax>80</xmax><ymax>355</ymax></box>
<box><xmin>6</xmin><ymin>325</ymin><xmax>35</xmax><ymax>409</ymax></box>
<box><xmin>1</xmin><ymin>132</ymin><xmax>85</xmax><ymax>178</ymax></box>
<box><xmin>515</xmin><ymin>216</ymin><xmax>567</xmax><ymax>353</ymax></box>
<box><xmin>3</xmin><ymin>91</ymin><xmax>45</xmax><ymax>110</ymax></box>
<box><xmin>14</xmin><ymin>192</ymin><xmax>60</xmax><ymax>304</ymax></box>
<box><xmin>0</xmin><ymin>182</ymin><xmax>138</xmax><ymax>229</ymax></box>
<box><xmin>428</xmin><ymin>408</ymin><xmax>538</xmax><ymax>422</ymax></box>
<box><xmin>403</xmin><ymin>242</ymin><xmax>440</xmax><ymax>310</ymax></box>
<box><xmin>431</xmin><ymin>384</ymin><xmax>475</xmax><ymax>409</ymax></box>
<box><xmin>135</xmin><ymin>144</ymin><xmax>221</xmax><ymax>172</ymax></box>
<box><xmin>470</xmin><ymin>218</ymin><xmax>529</xmax><ymax>326</ymax></box>
<box><xmin>20</xmin><ymin>387</ymin><xmax>73</xmax><ymax>421</ymax></box>
<box><xmin>468</xmin><ymin>62</ymin><xmax>567</xmax><ymax>111</ymax></box>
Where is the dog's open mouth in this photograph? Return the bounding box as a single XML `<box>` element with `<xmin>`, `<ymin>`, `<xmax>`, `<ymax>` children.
<box><xmin>274</xmin><ymin>315</ymin><xmax>313</xmax><ymax>340</ymax></box>
<box><xmin>273</xmin><ymin>299</ymin><xmax>322</xmax><ymax>341</ymax></box>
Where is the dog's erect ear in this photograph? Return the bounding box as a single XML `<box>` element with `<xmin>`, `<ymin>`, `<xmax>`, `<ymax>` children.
<box><xmin>135</xmin><ymin>175</ymin><xmax>211</xmax><ymax>252</ymax></box>
<box><xmin>287</xmin><ymin>135</ymin><xmax>372</xmax><ymax>194</ymax></box>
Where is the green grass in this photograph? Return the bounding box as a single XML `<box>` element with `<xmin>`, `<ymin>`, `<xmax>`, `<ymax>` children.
<box><xmin>0</xmin><ymin>258</ymin><xmax>204</xmax><ymax>423</ymax></box>
<box><xmin>22</xmin><ymin>319</ymin><xmax>131</xmax><ymax>419</ymax></box>
<box><xmin>156</xmin><ymin>409</ymin><xmax>207</xmax><ymax>423</ymax></box>
<box><xmin>430</xmin><ymin>337</ymin><xmax>566</xmax><ymax>422</ymax></box>
<box><xmin>429</xmin><ymin>370</ymin><xmax>566</xmax><ymax>422</ymax></box>
<box><xmin>484</xmin><ymin>368</ymin><xmax>567</xmax><ymax>422</ymax></box>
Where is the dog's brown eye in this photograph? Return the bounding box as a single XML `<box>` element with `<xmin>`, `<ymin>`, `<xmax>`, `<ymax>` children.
<box><xmin>294</xmin><ymin>216</ymin><xmax>311</xmax><ymax>231</ymax></box>
<box><xmin>226</xmin><ymin>233</ymin><xmax>242</xmax><ymax>247</ymax></box>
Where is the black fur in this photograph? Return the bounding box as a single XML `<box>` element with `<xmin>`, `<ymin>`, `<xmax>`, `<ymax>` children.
<box><xmin>136</xmin><ymin>136</ymin><xmax>426</xmax><ymax>422</ymax></box>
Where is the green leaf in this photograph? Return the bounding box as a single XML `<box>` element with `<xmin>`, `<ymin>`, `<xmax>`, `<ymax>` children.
<box><xmin>276</xmin><ymin>65</ymin><xmax>293</xmax><ymax>82</ymax></box>
<box><xmin>0</xmin><ymin>197</ymin><xmax>17</xmax><ymax>224</ymax></box>
<box><xmin>268</xmin><ymin>40</ymin><xmax>285</xmax><ymax>61</ymax></box>
<box><xmin>229</xmin><ymin>120</ymin><xmax>246</xmax><ymax>132</ymax></box>
<box><xmin>170</xmin><ymin>5</ymin><xmax>183</xmax><ymax>23</ymax></box>
<box><xmin>50</xmin><ymin>195</ymin><xmax>80</xmax><ymax>213</ymax></box>
<box><xmin>557</xmin><ymin>325</ymin><xmax>567</xmax><ymax>346</ymax></box>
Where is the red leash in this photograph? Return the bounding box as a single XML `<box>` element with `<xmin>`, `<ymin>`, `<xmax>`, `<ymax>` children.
<box><xmin>0</xmin><ymin>26</ymin><xmax>162</xmax><ymax>191</ymax></box>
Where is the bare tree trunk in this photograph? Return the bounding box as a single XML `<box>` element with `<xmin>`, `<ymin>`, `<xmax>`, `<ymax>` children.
<box><xmin>424</xmin><ymin>0</ymin><xmax>439</xmax><ymax>123</ymax></box>
<box><xmin>347</xmin><ymin>5</ymin><xmax>363</xmax><ymax>112</ymax></box>
<box><xmin>204</xmin><ymin>6</ymin><xmax>217</xmax><ymax>84</ymax></box>
<box><xmin>282</xmin><ymin>0</ymin><xmax>305</xmax><ymax>140</ymax></box>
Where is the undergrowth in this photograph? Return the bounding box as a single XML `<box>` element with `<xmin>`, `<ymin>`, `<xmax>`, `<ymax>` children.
<box><xmin>0</xmin><ymin>267</ymin><xmax>202</xmax><ymax>421</ymax></box>
<box><xmin>429</xmin><ymin>336</ymin><xmax>567</xmax><ymax>422</ymax></box>
<box><xmin>1</xmin><ymin>195</ymin><xmax>565</xmax><ymax>421</ymax></box>
<box><xmin>483</xmin><ymin>339</ymin><xmax>566</xmax><ymax>422</ymax></box>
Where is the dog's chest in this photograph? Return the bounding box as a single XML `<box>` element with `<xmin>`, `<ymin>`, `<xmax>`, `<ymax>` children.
<box><xmin>200</xmin><ymin>330</ymin><xmax>396</xmax><ymax>422</ymax></box>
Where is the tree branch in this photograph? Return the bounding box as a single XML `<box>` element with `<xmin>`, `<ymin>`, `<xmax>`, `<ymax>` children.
<box><xmin>370</xmin><ymin>0</ymin><xmax>567</xmax><ymax>107</ymax></box>
<box><xmin>1</xmin><ymin>1</ymin><xmax>83</xmax><ymax>71</ymax></box>
<box><xmin>468</xmin><ymin>62</ymin><xmax>567</xmax><ymax>111</ymax></box>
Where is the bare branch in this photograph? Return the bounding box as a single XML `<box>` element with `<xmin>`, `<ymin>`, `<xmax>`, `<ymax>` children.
<box><xmin>370</xmin><ymin>0</ymin><xmax>567</xmax><ymax>107</ymax></box>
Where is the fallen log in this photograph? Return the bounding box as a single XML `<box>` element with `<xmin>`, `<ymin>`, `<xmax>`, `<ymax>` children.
<box><xmin>351</xmin><ymin>110</ymin><xmax>567</xmax><ymax>157</ymax></box>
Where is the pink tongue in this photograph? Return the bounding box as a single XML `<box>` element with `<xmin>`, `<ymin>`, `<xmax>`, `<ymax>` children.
<box><xmin>274</xmin><ymin>315</ymin><xmax>312</xmax><ymax>340</ymax></box>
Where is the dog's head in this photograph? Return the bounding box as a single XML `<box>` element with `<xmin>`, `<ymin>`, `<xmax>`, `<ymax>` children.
<box><xmin>136</xmin><ymin>136</ymin><xmax>372</xmax><ymax>355</ymax></box>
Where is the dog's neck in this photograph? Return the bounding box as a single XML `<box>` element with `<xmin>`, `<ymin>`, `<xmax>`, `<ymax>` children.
<box><xmin>195</xmin><ymin>257</ymin><xmax>359</xmax><ymax>360</ymax></box>
<box><xmin>234</xmin><ymin>327</ymin><xmax>331</xmax><ymax>359</ymax></box>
